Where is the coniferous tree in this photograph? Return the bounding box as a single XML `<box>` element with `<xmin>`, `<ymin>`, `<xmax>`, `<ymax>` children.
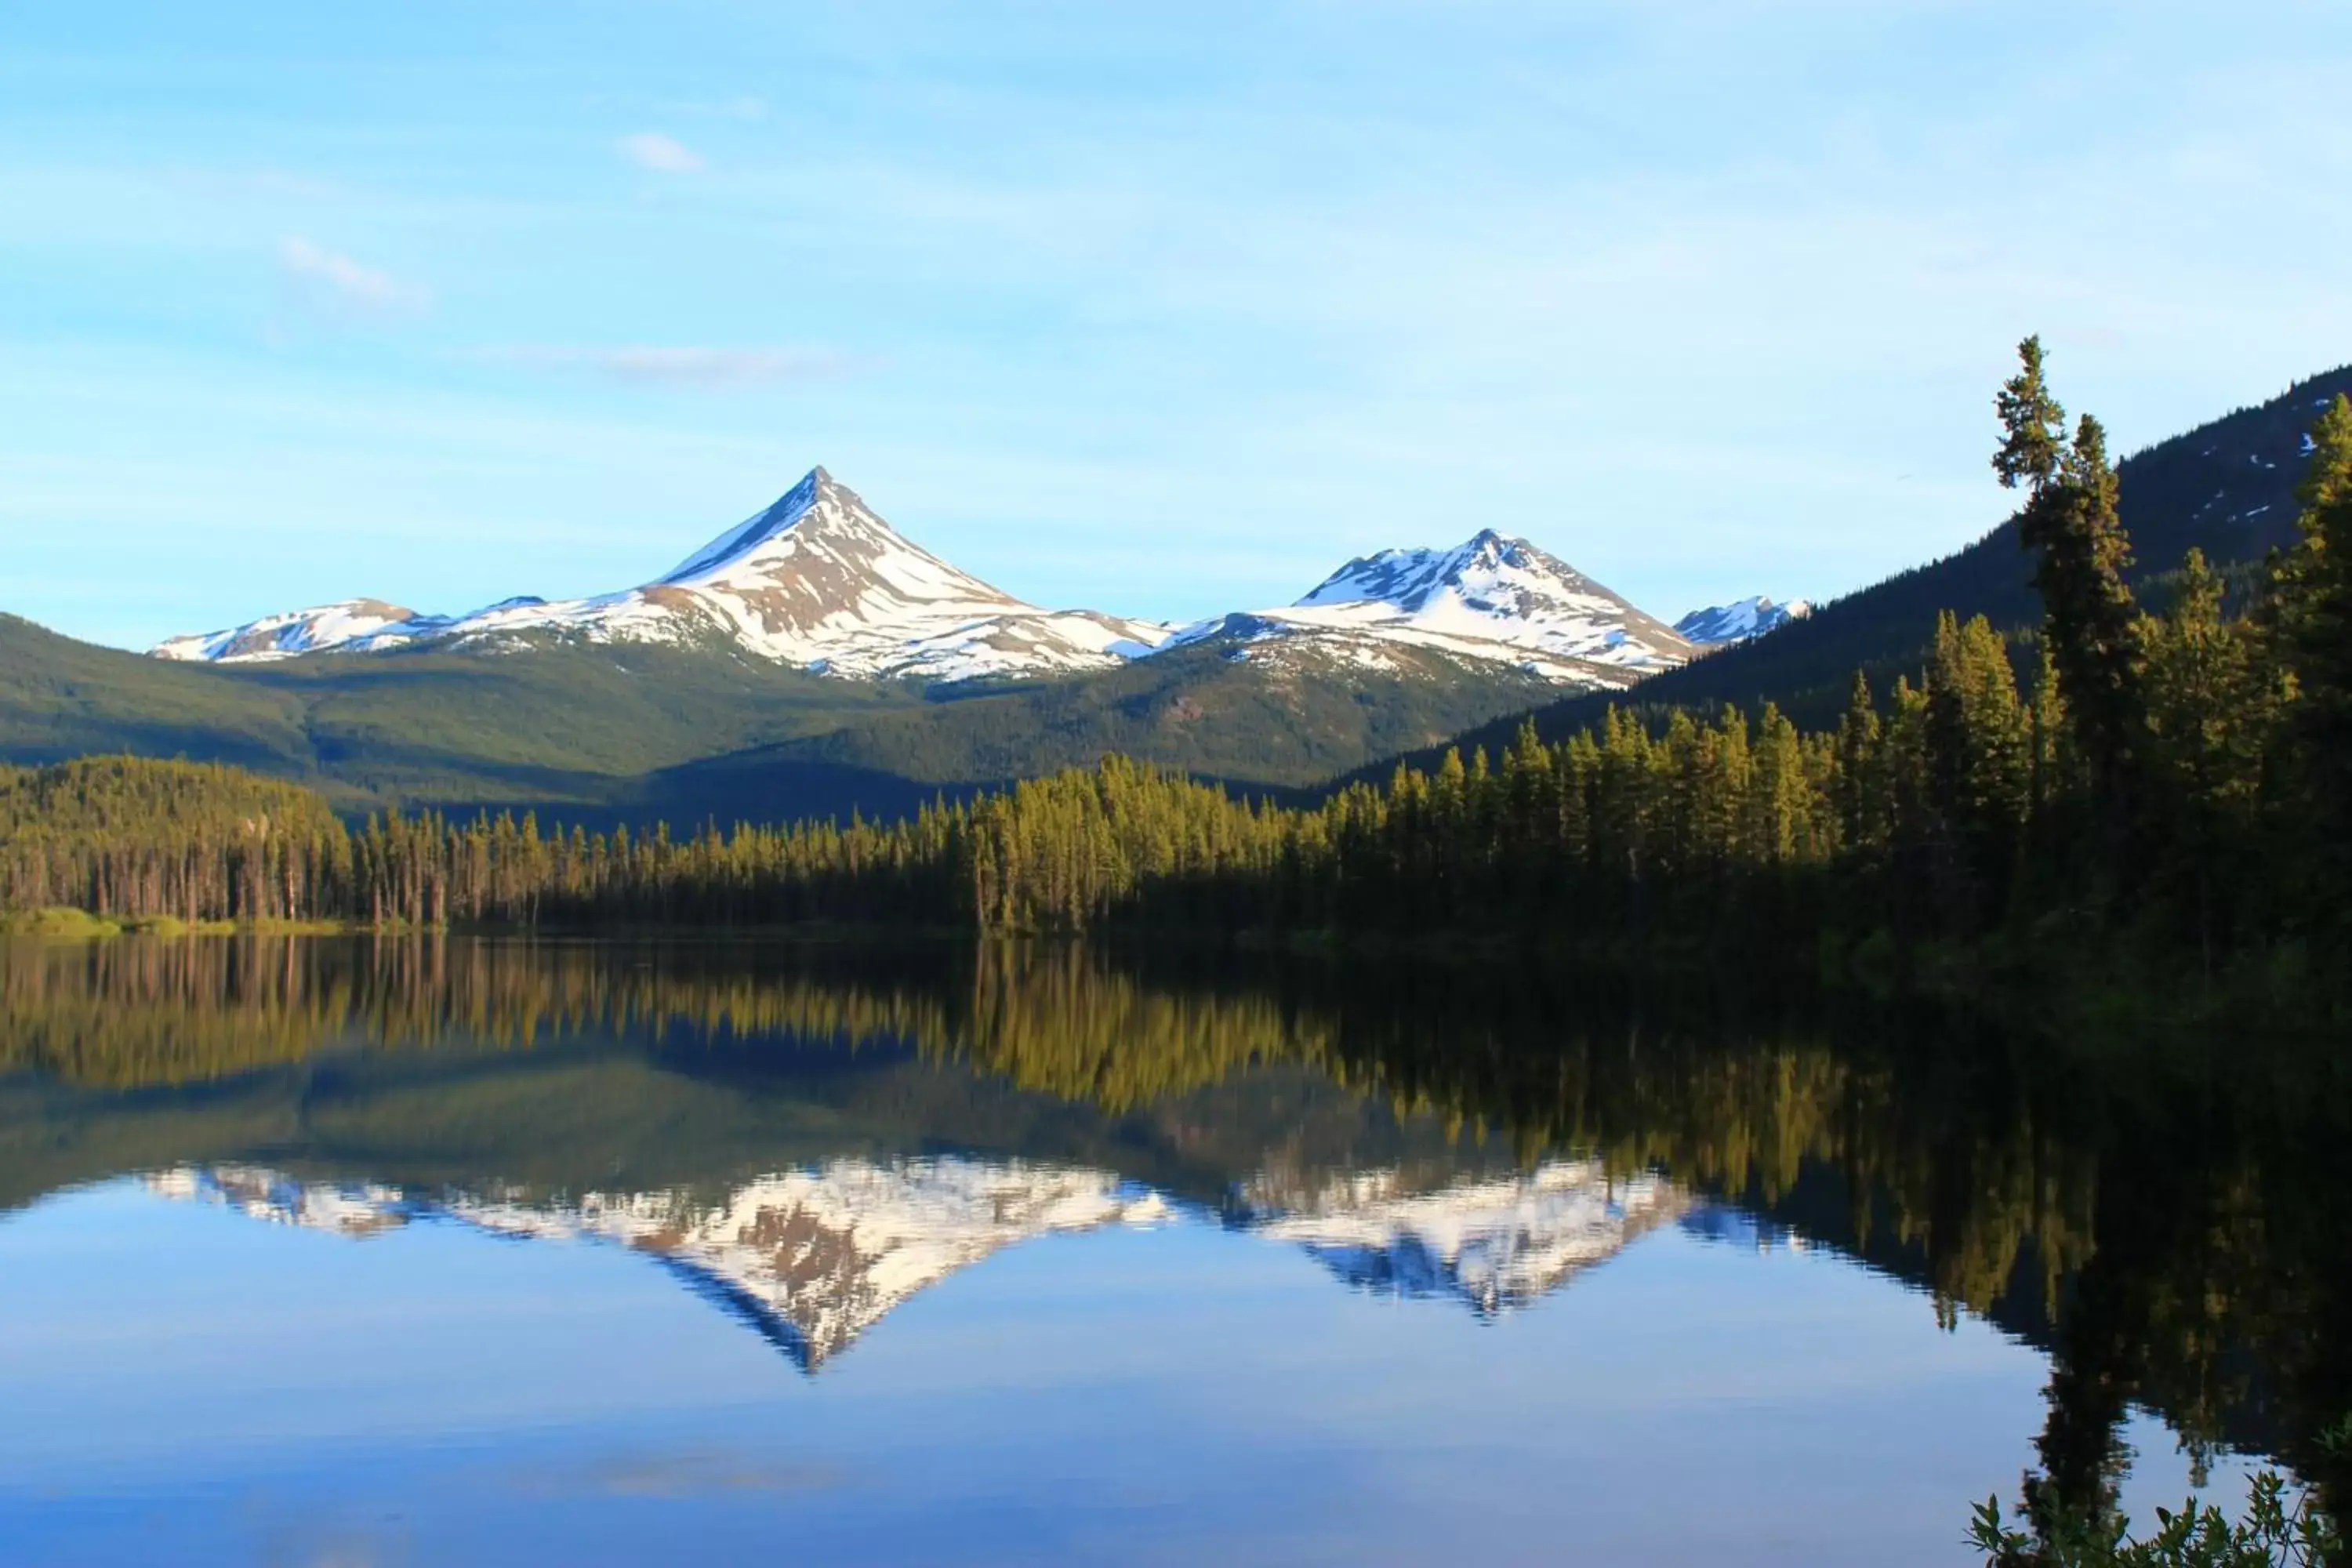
<box><xmin>2270</xmin><ymin>394</ymin><xmax>2352</xmax><ymax>936</ymax></box>
<box><xmin>1995</xmin><ymin>339</ymin><xmax>2145</xmax><ymax>889</ymax></box>
<box><xmin>1924</xmin><ymin>613</ymin><xmax>2030</xmax><ymax>924</ymax></box>
<box><xmin>1835</xmin><ymin>671</ymin><xmax>1886</xmax><ymax>860</ymax></box>
<box><xmin>2138</xmin><ymin>550</ymin><xmax>2267</xmax><ymax>965</ymax></box>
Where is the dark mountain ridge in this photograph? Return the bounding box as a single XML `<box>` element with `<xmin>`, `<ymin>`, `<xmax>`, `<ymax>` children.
<box><xmin>1358</xmin><ymin>361</ymin><xmax>2352</xmax><ymax>773</ymax></box>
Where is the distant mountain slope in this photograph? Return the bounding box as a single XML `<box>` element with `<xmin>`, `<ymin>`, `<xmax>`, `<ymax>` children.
<box><xmin>1674</xmin><ymin>596</ymin><xmax>1810</xmax><ymax>646</ymax></box>
<box><xmin>663</xmin><ymin>636</ymin><xmax>1558</xmax><ymax>809</ymax></box>
<box><xmin>3</xmin><ymin>612</ymin><xmax>921</xmax><ymax>814</ymax></box>
<box><xmin>0</xmin><ymin>613</ymin><xmax>317</xmax><ymax>774</ymax></box>
<box><xmin>1164</xmin><ymin>530</ymin><xmax>1692</xmax><ymax>680</ymax></box>
<box><xmin>1363</xmin><ymin>361</ymin><xmax>2352</xmax><ymax>771</ymax></box>
<box><xmin>151</xmin><ymin>598</ymin><xmax>434</xmax><ymax>664</ymax></box>
<box><xmin>2</xmin><ymin>605</ymin><xmax>1559</xmax><ymax>824</ymax></box>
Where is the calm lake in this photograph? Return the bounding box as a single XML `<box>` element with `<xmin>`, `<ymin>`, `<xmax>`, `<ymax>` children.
<box><xmin>1</xmin><ymin>936</ymin><xmax>2340</xmax><ymax>1566</ymax></box>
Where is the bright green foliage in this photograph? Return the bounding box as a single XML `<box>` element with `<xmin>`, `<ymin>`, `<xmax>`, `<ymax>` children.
<box><xmin>1969</xmin><ymin>1466</ymin><xmax>2340</xmax><ymax>1566</ymax></box>
<box><xmin>1995</xmin><ymin>335</ymin><xmax>2071</xmax><ymax>492</ymax></box>
<box><xmin>2014</xmin><ymin>397</ymin><xmax>2147</xmax><ymax>808</ymax></box>
<box><xmin>2137</xmin><ymin>549</ymin><xmax>2273</xmax><ymax>957</ymax></box>
<box><xmin>0</xmin><ymin>757</ymin><xmax>350</xmax><ymax>922</ymax></box>
<box><xmin>1924</xmin><ymin>611</ymin><xmax>2032</xmax><ymax>920</ymax></box>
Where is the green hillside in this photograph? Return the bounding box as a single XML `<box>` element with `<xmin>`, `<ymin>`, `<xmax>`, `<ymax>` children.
<box><xmin>0</xmin><ymin>614</ymin><xmax>915</xmax><ymax>812</ymax></box>
<box><xmin>1370</xmin><ymin>361</ymin><xmax>2352</xmax><ymax>771</ymax></box>
<box><xmin>0</xmin><ymin>612</ymin><xmax>1553</xmax><ymax>826</ymax></box>
<box><xmin>688</xmin><ymin>639</ymin><xmax>1552</xmax><ymax>799</ymax></box>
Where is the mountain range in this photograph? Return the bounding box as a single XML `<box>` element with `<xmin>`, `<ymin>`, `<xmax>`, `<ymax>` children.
<box><xmin>6</xmin><ymin>362</ymin><xmax>2342</xmax><ymax>826</ymax></box>
<box><xmin>0</xmin><ymin>470</ymin><xmax>1790</xmax><ymax>822</ymax></box>
<box><xmin>149</xmin><ymin>466</ymin><xmax>1720</xmax><ymax>686</ymax></box>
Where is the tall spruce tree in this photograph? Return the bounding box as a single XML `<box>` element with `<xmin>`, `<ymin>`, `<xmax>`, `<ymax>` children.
<box><xmin>1993</xmin><ymin>335</ymin><xmax>2067</xmax><ymax>492</ymax></box>
<box><xmin>1995</xmin><ymin>340</ymin><xmax>2144</xmax><ymax>866</ymax></box>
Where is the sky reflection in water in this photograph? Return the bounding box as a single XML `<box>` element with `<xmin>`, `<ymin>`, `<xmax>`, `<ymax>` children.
<box><xmin>0</xmin><ymin>938</ymin><xmax>2273</xmax><ymax>1565</ymax></box>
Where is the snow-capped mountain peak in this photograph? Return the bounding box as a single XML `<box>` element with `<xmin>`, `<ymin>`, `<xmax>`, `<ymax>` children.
<box><xmin>658</xmin><ymin>465</ymin><xmax>834</xmax><ymax>584</ymax></box>
<box><xmin>633</xmin><ymin>466</ymin><xmax>1056</xmax><ymax>665</ymax></box>
<box><xmin>656</xmin><ymin>466</ymin><xmax>989</xmax><ymax>607</ymax></box>
<box><xmin>1164</xmin><ymin>527</ymin><xmax>1692</xmax><ymax>683</ymax></box>
<box><xmin>1294</xmin><ymin>528</ymin><xmax>1538</xmax><ymax>614</ymax></box>
<box><xmin>1673</xmin><ymin>595</ymin><xmax>1812</xmax><ymax>647</ymax></box>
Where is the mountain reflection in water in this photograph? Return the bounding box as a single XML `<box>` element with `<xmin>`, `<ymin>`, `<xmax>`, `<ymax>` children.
<box><xmin>2</xmin><ymin>934</ymin><xmax>2347</xmax><ymax>1563</ymax></box>
<box><xmin>147</xmin><ymin>1155</ymin><xmax>1694</xmax><ymax>1370</ymax></box>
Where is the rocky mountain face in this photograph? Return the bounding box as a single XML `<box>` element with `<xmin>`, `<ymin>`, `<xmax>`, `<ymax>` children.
<box><xmin>1672</xmin><ymin>595</ymin><xmax>1811</xmax><ymax>647</ymax></box>
<box><xmin>148</xmin><ymin>1154</ymin><xmax>1703</xmax><ymax>1369</ymax></box>
<box><xmin>149</xmin><ymin>470</ymin><xmax>1692</xmax><ymax>694</ymax></box>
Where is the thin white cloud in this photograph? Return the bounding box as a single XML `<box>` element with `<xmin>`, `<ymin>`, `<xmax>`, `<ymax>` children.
<box><xmin>617</xmin><ymin>132</ymin><xmax>705</xmax><ymax>173</ymax></box>
<box><xmin>478</xmin><ymin>345</ymin><xmax>850</xmax><ymax>390</ymax></box>
<box><xmin>278</xmin><ymin>238</ymin><xmax>427</xmax><ymax>317</ymax></box>
<box><xmin>688</xmin><ymin>96</ymin><xmax>768</xmax><ymax>122</ymax></box>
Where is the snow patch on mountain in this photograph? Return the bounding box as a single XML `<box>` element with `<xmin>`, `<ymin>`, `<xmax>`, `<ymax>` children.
<box><xmin>150</xmin><ymin>599</ymin><xmax>448</xmax><ymax>663</ymax></box>
<box><xmin>1672</xmin><ymin>595</ymin><xmax>1811</xmax><ymax>647</ymax></box>
<box><xmin>148</xmin><ymin>474</ymin><xmax>1693</xmax><ymax>691</ymax></box>
<box><xmin>1167</xmin><ymin>530</ymin><xmax>1692</xmax><ymax>690</ymax></box>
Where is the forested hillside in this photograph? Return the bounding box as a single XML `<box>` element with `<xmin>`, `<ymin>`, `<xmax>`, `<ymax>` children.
<box><xmin>0</xmin><ymin>612</ymin><xmax>1548</xmax><ymax>827</ymax></box>
<box><xmin>1381</xmin><ymin>361</ymin><xmax>2352</xmax><ymax>772</ymax></box>
<box><xmin>678</xmin><ymin>637</ymin><xmax>1550</xmax><ymax>801</ymax></box>
<box><xmin>0</xmin><ymin>614</ymin><xmax>913</xmax><ymax>810</ymax></box>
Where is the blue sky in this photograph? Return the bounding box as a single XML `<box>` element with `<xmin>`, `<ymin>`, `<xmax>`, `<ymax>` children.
<box><xmin>0</xmin><ymin>1182</ymin><xmax>2244</xmax><ymax>1566</ymax></box>
<box><xmin>5</xmin><ymin>2</ymin><xmax>2350</xmax><ymax>650</ymax></box>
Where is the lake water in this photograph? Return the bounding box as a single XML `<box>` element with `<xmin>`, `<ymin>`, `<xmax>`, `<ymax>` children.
<box><xmin>1</xmin><ymin>936</ymin><xmax>2339</xmax><ymax>1566</ymax></box>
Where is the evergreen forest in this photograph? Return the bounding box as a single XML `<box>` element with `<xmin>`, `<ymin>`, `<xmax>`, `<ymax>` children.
<box><xmin>8</xmin><ymin>345</ymin><xmax>2352</xmax><ymax>1013</ymax></box>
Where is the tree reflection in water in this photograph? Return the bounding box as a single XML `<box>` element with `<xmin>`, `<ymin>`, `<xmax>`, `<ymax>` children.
<box><xmin>2</xmin><ymin>933</ymin><xmax>2345</xmax><ymax>1537</ymax></box>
